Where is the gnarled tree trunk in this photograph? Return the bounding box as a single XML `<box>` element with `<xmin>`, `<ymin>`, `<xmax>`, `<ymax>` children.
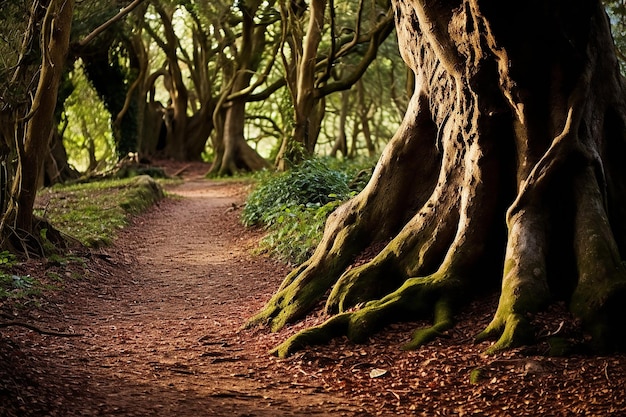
<box><xmin>208</xmin><ymin>0</ymin><xmax>273</xmax><ymax>176</ymax></box>
<box><xmin>249</xmin><ymin>0</ymin><xmax>626</xmax><ymax>356</ymax></box>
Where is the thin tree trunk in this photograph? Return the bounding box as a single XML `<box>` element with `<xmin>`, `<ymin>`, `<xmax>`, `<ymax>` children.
<box><xmin>330</xmin><ymin>91</ymin><xmax>351</xmax><ymax>157</ymax></box>
<box><xmin>293</xmin><ymin>0</ymin><xmax>327</xmax><ymax>153</ymax></box>
<box><xmin>15</xmin><ymin>0</ymin><xmax>74</xmax><ymax>232</ymax></box>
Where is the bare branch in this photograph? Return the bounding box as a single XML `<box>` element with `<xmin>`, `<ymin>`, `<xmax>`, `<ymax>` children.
<box><xmin>78</xmin><ymin>0</ymin><xmax>146</xmax><ymax>47</ymax></box>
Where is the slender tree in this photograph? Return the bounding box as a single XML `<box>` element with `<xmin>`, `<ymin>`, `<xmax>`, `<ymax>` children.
<box><xmin>249</xmin><ymin>0</ymin><xmax>626</xmax><ymax>356</ymax></box>
<box><xmin>0</xmin><ymin>0</ymin><xmax>74</xmax><ymax>253</ymax></box>
<box><xmin>274</xmin><ymin>0</ymin><xmax>395</xmax><ymax>168</ymax></box>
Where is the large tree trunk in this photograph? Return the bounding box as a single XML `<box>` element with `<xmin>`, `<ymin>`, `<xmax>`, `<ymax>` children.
<box><xmin>249</xmin><ymin>0</ymin><xmax>626</xmax><ymax>356</ymax></box>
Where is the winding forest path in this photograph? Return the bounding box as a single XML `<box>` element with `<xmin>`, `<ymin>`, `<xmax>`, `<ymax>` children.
<box><xmin>1</xmin><ymin>172</ymin><xmax>365</xmax><ymax>416</ymax></box>
<box><xmin>2</xmin><ymin>165</ymin><xmax>626</xmax><ymax>416</ymax></box>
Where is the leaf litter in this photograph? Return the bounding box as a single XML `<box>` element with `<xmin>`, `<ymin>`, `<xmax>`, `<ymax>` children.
<box><xmin>1</xmin><ymin>162</ymin><xmax>625</xmax><ymax>416</ymax></box>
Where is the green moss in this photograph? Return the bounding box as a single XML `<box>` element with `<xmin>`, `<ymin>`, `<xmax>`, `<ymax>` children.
<box><xmin>469</xmin><ymin>368</ymin><xmax>486</xmax><ymax>384</ymax></box>
<box><xmin>264</xmin><ymin>271</ymin><xmax>464</xmax><ymax>356</ymax></box>
<box><xmin>482</xmin><ymin>313</ymin><xmax>535</xmax><ymax>354</ymax></box>
<box><xmin>402</xmin><ymin>298</ymin><xmax>454</xmax><ymax>350</ymax></box>
<box><xmin>119</xmin><ymin>175</ymin><xmax>164</xmax><ymax>214</ymax></box>
<box><xmin>271</xmin><ymin>314</ymin><xmax>350</xmax><ymax>358</ymax></box>
<box><xmin>34</xmin><ymin>176</ymin><xmax>164</xmax><ymax>248</ymax></box>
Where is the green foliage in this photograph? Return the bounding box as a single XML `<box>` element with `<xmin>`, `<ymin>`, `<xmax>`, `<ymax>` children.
<box><xmin>63</xmin><ymin>60</ymin><xmax>116</xmax><ymax>173</ymax></box>
<box><xmin>242</xmin><ymin>157</ymin><xmax>375</xmax><ymax>264</ymax></box>
<box><xmin>0</xmin><ymin>273</ymin><xmax>39</xmax><ymax>299</ymax></box>
<box><xmin>257</xmin><ymin>200</ymin><xmax>343</xmax><ymax>264</ymax></box>
<box><xmin>604</xmin><ymin>0</ymin><xmax>626</xmax><ymax>74</ymax></box>
<box><xmin>0</xmin><ymin>250</ymin><xmax>39</xmax><ymax>299</ymax></box>
<box><xmin>34</xmin><ymin>176</ymin><xmax>164</xmax><ymax>248</ymax></box>
<box><xmin>242</xmin><ymin>158</ymin><xmax>352</xmax><ymax>227</ymax></box>
<box><xmin>0</xmin><ymin>251</ymin><xmax>17</xmax><ymax>268</ymax></box>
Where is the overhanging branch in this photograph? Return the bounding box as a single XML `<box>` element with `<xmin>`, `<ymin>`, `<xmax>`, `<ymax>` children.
<box><xmin>78</xmin><ymin>0</ymin><xmax>146</xmax><ymax>48</ymax></box>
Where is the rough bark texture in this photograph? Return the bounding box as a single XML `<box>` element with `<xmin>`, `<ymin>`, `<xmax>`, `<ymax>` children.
<box><xmin>249</xmin><ymin>0</ymin><xmax>626</xmax><ymax>356</ymax></box>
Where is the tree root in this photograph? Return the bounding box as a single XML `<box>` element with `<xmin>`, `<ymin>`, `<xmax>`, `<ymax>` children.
<box><xmin>401</xmin><ymin>297</ymin><xmax>454</xmax><ymax>351</ymax></box>
<box><xmin>0</xmin><ymin>321</ymin><xmax>83</xmax><ymax>337</ymax></box>
<box><xmin>271</xmin><ymin>274</ymin><xmax>460</xmax><ymax>358</ymax></box>
<box><xmin>246</xmin><ymin>260</ymin><xmax>343</xmax><ymax>331</ymax></box>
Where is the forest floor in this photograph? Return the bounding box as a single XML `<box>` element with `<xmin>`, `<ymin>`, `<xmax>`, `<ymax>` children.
<box><xmin>1</xmin><ymin>160</ymin><xmax>626</xmax><ymax>416</ymax></box>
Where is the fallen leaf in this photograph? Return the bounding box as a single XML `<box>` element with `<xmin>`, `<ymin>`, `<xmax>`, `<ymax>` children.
<box><xmin>370</xmin><ymin>368</ymin><xmax>388</xmax><ymax>378</ymax></box>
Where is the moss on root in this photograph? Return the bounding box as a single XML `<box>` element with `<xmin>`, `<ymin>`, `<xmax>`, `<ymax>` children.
<box><xmin>246</xmin><ymin>262</ymin><xmax>337</xmax><ymax>331</ymax></box>
<box><xmin>271</xmin><ymin>273</ymin><xmax>462</xmax><ymax>357</ymax></box>
<box><xmin>402</xmin><ymin>297</ymin><xmax>454</xmax><ymax>350</ymax></box>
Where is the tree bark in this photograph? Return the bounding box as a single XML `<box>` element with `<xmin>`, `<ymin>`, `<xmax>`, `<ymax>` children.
<box><xmin>330</xmin><ymin>91</ymin><xmax>350</xmax><ymax>157</ymax></box>
<box><xmin>44</xmin><ymin>129</ymin><xmax>80</xmax><ymax>186</ymax></box>
<box><xmin>249</xmin><ymin>0</ymin><xmax>626</xmax><ymax>356</ymax></box>
<box><xmin>293</xmin><ymin>0</ymin><xmax>327</xmax><ymax>154</ymax></box>
<box><xmin>209</xmin><ymin>1</ymin><xmax>273</xmax><ymax>176</ymax></box>
<box><xmin>14</xmin><ymin>0</ymin><xmax>74</xmax><ymax>233</ymax></box>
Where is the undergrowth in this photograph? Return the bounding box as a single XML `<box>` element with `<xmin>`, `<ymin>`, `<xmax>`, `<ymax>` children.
<box><xmin>242</xmin><ymin>157</ymin><xmax>375</xmax><ymax>264</ymax></box>
<box><xmin>0</xmin><ymin>176</ymin><xmax>164</xmax><ymax>304</ymax></box>
<box><xmin>0</xmin><ymin>251</ymin><xmax>40</xmax><ymax>299</ymax></box>
<box><xmin>34</xmin><ymin>175</ymin><xmax>164</xmax><ymax>248</ymax></box>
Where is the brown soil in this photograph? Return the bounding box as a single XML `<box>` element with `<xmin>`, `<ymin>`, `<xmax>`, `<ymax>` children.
<box><xmin>1</xmin><ymin>161</ymin><xmax>625</xmax><ymax>416</ymax></box>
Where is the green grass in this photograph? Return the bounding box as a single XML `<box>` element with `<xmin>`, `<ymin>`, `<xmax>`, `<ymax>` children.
<box><xmin>34</xmin><ymin>175</ymin><xmax>164</xmax><ymax>248</ymax></box>
<box><xmin>0</xmin><ymin>176</ymin><xmax>164</xmax><ymax>303</ymax></box>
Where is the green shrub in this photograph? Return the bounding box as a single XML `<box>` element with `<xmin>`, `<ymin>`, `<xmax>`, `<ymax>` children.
<box><xmin>242</xmin><ymin>157</ymin><xmax>375</xmax><ymax>264</ymax></box>
<box><xmin>242</xmin><ymin>158</ymin><xmax>352</xmax><ymax>227</ymax></box>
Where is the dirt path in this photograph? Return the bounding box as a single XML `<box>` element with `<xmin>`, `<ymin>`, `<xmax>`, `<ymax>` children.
<box><xmin>2</xmin><ymin>174</ymin><xmax>626</xmax><ymax>416</ymax></box>
<box><xmin>1</xmin><ymin>178</ymin><xmax>364</xmax><ymax>416</ymax></box>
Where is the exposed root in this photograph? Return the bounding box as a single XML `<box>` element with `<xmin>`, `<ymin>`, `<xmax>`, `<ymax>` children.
<box><xmin>401</xmin><ymin>297</ymin><xmax>454</xmax><ymax>351</ymax></box>
<box><xmin>325</xmin><ymin>182</ymin><xmax>461</xmax><ymax>315</ymax></box>
<box><xmin>0</xmin><ymin>321</ymin><xmax>83</xmax><ymax>337</ymax></box>
<box><xmin>475</xmin><ymin>313</ymin><xmax>535</xmax><ymax>354</ymax></box>
<box><xmin>272</xmin><ymin>273</ymin><xmax>462</xmax><ymax>358</ymax></box>
<box><xmin>325</xmin><ymin>256</ymin><xmax>401</xmax><ymax>314</ymax></box>
<box><xmin>245</xmin><ymin>218</ymin><xmax>363</xmax><ymax>331</ymax></box>
<box><xmin>475</xmin><ymin>209</ymin><xmax>552</xmax><ymax>353</ymax></box>
<box><xmin>570</xmin><ymin>168</ymin><xmax>626</xmax><ymax>351</ymax></box>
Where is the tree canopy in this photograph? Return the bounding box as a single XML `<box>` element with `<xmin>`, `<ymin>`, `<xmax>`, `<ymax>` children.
<box><xmin>0</xmin><ymin>0</ymin><xmax>405</xmax><ymax>252</ymax></box>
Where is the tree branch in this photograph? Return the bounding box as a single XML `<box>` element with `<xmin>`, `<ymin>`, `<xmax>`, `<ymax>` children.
<box><xmin>316</xmin><ymin>11</ymin><xmax>394</xmax><ymax>97</ymax></box>
<box><xmin>78</xmin><ymin>0</ymin><xmax>146</xmax><ymax>48</ymax></box>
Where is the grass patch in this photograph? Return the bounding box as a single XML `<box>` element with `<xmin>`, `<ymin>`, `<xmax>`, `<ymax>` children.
<box><xmin>0</xmin><ymin>176</ymin><xmax>164</xmax><ymax>304</ymax></box>
<box><xmin>34</xmin><ymin>175</ymin><xmax>164</xmax><ymax>248</ymax></box>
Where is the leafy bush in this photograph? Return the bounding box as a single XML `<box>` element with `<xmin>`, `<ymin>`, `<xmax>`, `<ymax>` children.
<box><xmin>242</xmin><ymin>158</ymin><xmax>353</xmax><ymax>227</ymax></box>
<box><xmin>256</xmin><ymin>200</ymin><xmax>343</xmax><ymax>264</ymax></box>
<box><xmin>242</xmin><ymin>157</ymin><xmax>375</xmax><ymax>264</ymax></box>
